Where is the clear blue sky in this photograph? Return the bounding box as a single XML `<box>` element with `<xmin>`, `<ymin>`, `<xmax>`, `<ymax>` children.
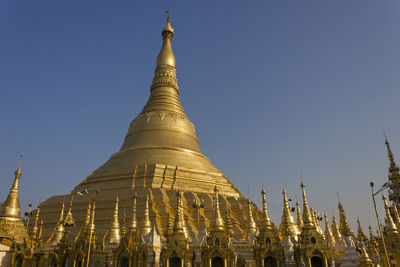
<box><xmin>1</xmin><ymin>1</ymin><xmax>400</xmax><ymax>231</ymax></box>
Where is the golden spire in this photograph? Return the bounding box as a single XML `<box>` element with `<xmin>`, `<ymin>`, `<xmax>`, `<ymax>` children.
<box><xmin>38</xmin><ymin>220</ymin><xmax>43</xmax><ymax>241</ymax></box>
<box><xmin>210</xmin><ymin>186</ymin><xmax>225</xmax><ymax>231</ymax></box>
<box><xmin>382</xmin><ymin>194</ymin><xmax>398</xmax><ymax>233</ymax></box>
<box><xmin>385</xmin><ymin>134</ymin><xmax>398</xmax><ymax>171</ymax></box>
<box><xmin>156</xmin><ymin>10</ymin><xmax>175</xmax><ymax>67</ymax></box>
<box><xmin>300</xmin><ymin>182</ymin><xmax>314</xmax><ymax>228</ymax></box>
<box><xmin>368</xmin><ymin>225</ymin><xmax>378</xmax><ymax>249</ymax></box>
<box><xmin>279</xmin><ymin>189</ymin><xmax>298</xmax><ymax>239</ymax></box>
<box><xmin>121</xmin><ymin>209</ymin><xmax>126</xmax><ymax>237</ymax></box>
<box><xmin>0</xmin><ymin>154</ymin><xmax>23</xmax><ymax>218</ymax></box>
<box><xmin>357</xmin><ymin>217</ymin><xmax>368</xmax><ymax>243</ymax></box>
<box><xmin>84</xmin><ymin>202</ymin><xmax>91</xmax><ymax>226</ymax></box>
<box><xmin>392</xmin><ymin>202</ymin><xmax>400</xmax><ymax>228</ymax></box>
<box><xmin>64</xmin><ymin>195</ymin><xmax>75</xmax><ymax>227</ymax></box>
<box><xmin>140</xmin><ymin>194</ymin><xmax>152</xmax><ymax>236</ymax></box>
<box><xmin>46</xmin><ymin>202</ymin><xmax>65</xmax><ymax>246</ymax></box>
<box><xmin>105</xmin><ymin>195</ymin><xmax>121</xmax><ymax>244</ymax></box>
<box><xmin>261</xmin><ymin>188</ymin><xmax>272</xmax><ymax>229</ymax></box>
<box><xmin>359</xmin><ymin>242</ymin><xmax>372</xmax><ymax>267</ymax></box>
<box><xmin>75</xmin><ymin>202</ymin><xmax>91</xmax><ymax>243</ymax></box>
<box><xmin>31</xmin><ymin>204</ymin><xmax>41</xmax><ymax>238</ymax></box>
<box><xmin>331</xmin><ymin>215</ymin><xmax>342</xmax><ymax>242</ymax></box>
<box><xmin>324</xmin><ymin>213</ymin><xmax>335</xmax><ymax>247</ymax></box>
<box><xmin>296</xmin><ymin>201</ymin><xmax>303</xmax><ymax>229</ymax></box>
<box><xmin>172</xmin><ymin>191</ymin><xmax>187</xmax><ymax>237</ymax></box>
<box><xmin>129</xmin><ymin>192</ymin><xmax>138</xmax><ymax>233</ymax></box>
<box><xmin>247</xmin><ymin>198</ymin><xmax>257</xmax><ymax>234</ymax></box>
<box><xmin>338</xmin><ymin>200</ymin><xmax>353</xmax><ymax>236</ymax></box>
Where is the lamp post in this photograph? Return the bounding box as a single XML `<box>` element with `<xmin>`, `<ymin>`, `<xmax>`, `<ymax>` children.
<box><xmin>370</xmin><ymin>181</ymin><xmax>390</xmax><ymax>267</ymax></box>
<box><xmin>77</xmin><ymin>189</ymin><xmax>100</xmax><ymax>267</ymax></box>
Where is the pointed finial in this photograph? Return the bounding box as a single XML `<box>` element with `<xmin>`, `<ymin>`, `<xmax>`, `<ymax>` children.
<box><xmin>279</xmin><ymin>188</ymin><xmax>299</xmax><ymax>240</ymax></box>
<box><xmin>210</xmin><ymin>186</ymin><xmax>224</xmax><ymax>231</ymax></box>
<box><xmin>382</xmin><ymin>194</ymin><xmax>398</xmax><ymax>233</ymax></box>
<box><xmin>384</xmin><ymin>132</ymin><xmax>398</xmax><ymax>171</ymax></box>
<box><xmin>166</xmin><ymin>9</ymin><xmax>170</xmax><ymax>23</ymax></box>
<box><xmin>172</xmin><ymin>191</ymin><xmax>187</xmax><ymax>238</ymax></box>
<box><xmin>324</xmin><ymin>213</ymin><xmax>335</xmax><ymax>248</ymax></box>
<box><xmin>15</xmin><ymin>153</ymin><xmax>23</xmax><ymax>177</ymax></box>
<box><xmin>337</xmin><ymin>192</ymin><xmax>342</xmax><ymax>208</ymax></box>
<box><xmin>46</xmin><ymin>202</ymin><xmax>66</xmax><ymax>245</ymax></box>
<box><xmin>357</xmin><ymin>217</ymin><xmax>367</xmax><ymax>243</ymax></box>
<box><xmin>359</xmin><ymin>242</ymin><xmax>372</xmax><ymax>265</ymax></box>
<box><xmin>64</xmin><ymin>195</ymin><xmax>75</xmax><ymax>227</ymax></box>
<box><xmin>140</xmin><ymin>194</ymin><xmax>152</xmax><ymax>236</ymax></box>
<box><xmin>300</xmin><ymin>181</ymin><xmax>313</xmax><ymax>227</ymax></box>
<box><xmin>155</xmin><ymin>10</ymin><xmax>175</xmax><ymax>68</ymax></box>
<box><xmin>261</xmin><ymin>188</ymin><xmax>272</xmax><ymax>228</ymax></box>
<box><xmin>31</xmin><ymin>204</ymin><xmax>41</xmax><ymax>238</ymax></box>
<box><xmin>392</xmin><ymin>202</ymin><xmax>400</xmax><ymax>228</ymax></box>
<box><xmin>105</xmin><ymin>195</ymin><xmax>121</xmax><ymax>245</ymax></box>
<box><xmin>331</xmin><ymin>215</ymin><xmax>342</xmax><ymax>241</ymax></box>
<box><xmin>296</xmin><ymin>200</ymin><xmax>303</xmax><ymax>229</ymax></box>
<box><xmin>38</xmin><ymin>220</ymin><xmax>43</xmax><ymax>240</ymax></box>
<box><xmin>129</xmin><ymin>192</ymin><xmax>138</xmax><ymax>233</ymax></box>
<box><xmin>337</xmin><ymin>200</ymin><xmax>353</xmax><ymax>236</ymax></box>
<box><xmin>247</xmin><ymin>198</ymin><xmax>257</xmax><ymax>234</ymax></box>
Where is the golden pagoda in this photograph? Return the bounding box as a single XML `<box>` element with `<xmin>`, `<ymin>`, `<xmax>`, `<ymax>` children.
<box><xmin>2</xmin><ymin>13</ymin><xmax>400</xmax><ymax>267</ymax></box>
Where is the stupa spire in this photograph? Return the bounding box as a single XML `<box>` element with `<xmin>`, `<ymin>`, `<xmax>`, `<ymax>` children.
<box><xmin>84</xmin><ymin>203</ymin><xmax>91</xmax><ymax>227</ymax></box>
<box><xmin>105</xmin><ymin>195</ymin><xmax>121</xmax><ymax>244</ymax></box>
<box><xmin>75</xmin><ymin>202</ymin><xmax>91</xmax><ymax>243</ymax></box>
<box><xmin>31</xmin><ymin>204</ymin><xmax>41</xmax><ymax>238</ymax></box>
<box><xmin>324</xmin><ymin>213</ymin><xmax>335</xmax><ymax>247</ymax></box>
<box><xmin>279</xmin><ymin>189</ymin><xmax>298</xmax><ymax>239</ymax></box>
<box><xmin>64</xmin><ymin>196</ymin><xmax>75</xmax><ymax>227</ymax></box>
<box><xmin>382</xmin><ymin>194</ymin><xmax>398</xmax><ymax>233</ymax></box>
<box><xmin>129</xmin><ymin>192</ymin><xmax>138</xmax><ymax>233</ymax></box>
<box><xmin>0</xmin><ymin>154</ymin><xmax>23</xmax><ymax>218</ymax></box>
<box><xmin>392</xmin><ymin>202</ymin><xmax>400</xmax><ymax>228</ymax></box>
<box><xmin>338</xmin><ymin>200</ymin><xmax>353</xmax><ymax>236</ymax></box>
<box><xmin>46</xmin><ymin>202</ymin><xmax>66</xmax><ymax>246</ymax></box>
<box><xmin>261</xmin><ymin>188</ymin><xmax>272</xmax><ymax>228</ymax></box>
<box><xmin>356</xmin><ymin>217</ymin><xmax>367</xmax><ymax>243</ymax></box>
<box><xmin>300</xmin><ymin>182</ymin><xmax>314</xmax><ymax>227</ymax></box>
<box><xmin>359</xmin><ymin>242</ymin><xmax>372</xmax><ymax>267</ymax></box>
<box><xmin>210</xmin><ymin>186</ymin><xmax>224</xmax><ymax>231</ymax></box>
<box><xmin>296</xmin><ymin>200</ymin><xmax>303</xmax><ymax>229</ymax></box>
<box><xmin>140</xmin><ymin>194</ymin><xmax>152</xmax><ymax>236</ymax></box>
<box><xmin>247</xmin><ymin>198</ymin><xmax>257</xmax><ymax>234</ymax></box>
<box><xmin>385</xmin><ymin>134</ymin><xmax>398</xmax><ymax>171</ymax></box>
<box><xmin>172</xmin><ymin>191</ymin><xmax>187</xmax><ymax>237</ymax></box>
<box><xmin>156</xmin><ymin>10</ymin><xmax>175</xmax><ymax>68</ymax></box>
<box><xmin>331</xmin><ymin>215</ymin><xmax>342</xmax><ymax>242</ymax></box>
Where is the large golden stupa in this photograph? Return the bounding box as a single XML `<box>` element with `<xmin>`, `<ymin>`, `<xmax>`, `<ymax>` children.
<box><xmin>38</xmin><ymin>14</ymin><xmax>253</xmax><ymax>243</ymax></box>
